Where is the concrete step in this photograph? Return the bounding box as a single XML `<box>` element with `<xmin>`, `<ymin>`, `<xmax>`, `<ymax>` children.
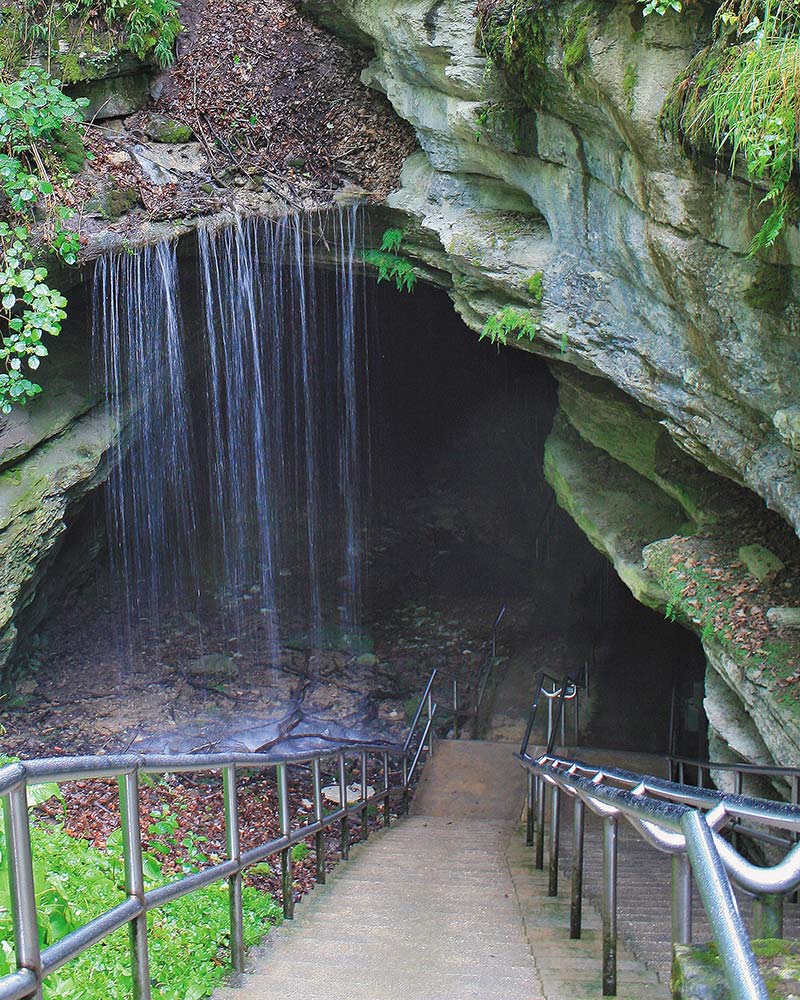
<box><xmin>212</xmin><ymin>743</ymin><xmax>674</xmax><ymax>1000</ymax></box>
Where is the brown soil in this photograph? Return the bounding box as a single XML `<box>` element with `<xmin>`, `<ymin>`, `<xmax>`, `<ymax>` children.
<box><xmin>145</xmin><ymin>0</ymin><xmax>417</xmax><ymax>199</ymax></box>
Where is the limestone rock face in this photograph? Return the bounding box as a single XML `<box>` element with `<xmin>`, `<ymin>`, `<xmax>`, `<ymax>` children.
<box><xmin>301</xmin><ymin>0</ymin><xmax>800</xmax><ymax>769</ymax></box>
<box><xmin>542</xmin><ymin>366</ymin><xmax>800</xmax><ymax>769</ymax></box>
<box><xmin>303</xmin><ymin>0</ymin><xmax>800</xmax><ymax>534</ymax></box>
<box><xmin>0</xmin><ymin>344</ymin><xmax>115</xmax><ymax>676</ymax></box>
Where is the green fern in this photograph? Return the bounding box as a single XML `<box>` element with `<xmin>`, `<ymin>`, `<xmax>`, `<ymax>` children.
<box><xmin>380</xmin><ymin>228</ymin><xmax>404</xmax><ymax>254</ymax></box>
<box><xmin>364</xmin><ymin>229</ymin><xmax>417</xmax><ymax>293</ymax></box>
<box><xmin>479</xmin><ymin>306</ymin><xmax>539</xmax><ymax>346</ymax></box>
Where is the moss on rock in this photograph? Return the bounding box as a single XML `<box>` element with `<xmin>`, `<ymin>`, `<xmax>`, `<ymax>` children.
<box><xmin>673</xmin><ymin>940</ymin><xmax>800</xmax><ymax>999</ymax></box>
<box><xmin>144</xmin><ymin>114</ymin><xmax>195</xmax><ymax>143</ymax></box>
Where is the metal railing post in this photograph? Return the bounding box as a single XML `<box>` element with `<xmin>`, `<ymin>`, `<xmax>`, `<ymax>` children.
<box><xmin>548</xmin><ymin>783</ymin><xmax>560</xmax><ymax>897</ymax></box>
<box><xmin>753</xmin><ymin>893</ymin><xmax>784</xmax><ymax>939</ymax></box>
<box><xmin>277</xmin><ymin>763</ymin><xmax>294</xmax><ymax>919</ymax></box>
<box><xmin>570</xmin><ymin>797</ymin><xmax>585</xmax><ymax>939</ymax></box>
<box><xmin>602</xmin><ymin>816</ymin><xmax>618</xmax><ymax>997</ymax></box>
<box><xmin>525</xmin><ymin>771</ymin><xmax>535</xmax><ymax>848</ymax></box>
<box><xmin>223</xmin><ymin>765</ymin><xmax>244</xmax><ymax>973</ymax></box>
<box><xmin>312</xmin><ymin>758</ymin><xmax>326</xmax><ymax>884</ymax></box>
<box><xmin>339</xmin><ymin>753</ymin><xmax>350</xmax><ymax>858</ymax></box>
<box><xmin>360</xmin><ymin>751</ymin><xmax>369</xmax><ymax>842</ymax></box>
<box><xmin>535</xmin><ymin>776</ymin><xmax>546</xmax><ymax>870</ymax></box>
<box><xmin>574</xmin><ymin>690</ymin><xmax>580</xmax><ymax>746</ymax></box>
<box><xmin>401</xmin><ymin>753</ymin><xmax>410</xmax><ymax>817</ymax></box>
<box><xmin>682</xmin><ymin>809</ymin><xmax>768</xmax><ymax>1000</ymax></box>
<box><xmin>452</xmin><ymin>678</ymin><xmax>459</xmax><ymax>740</ymax></box>
<box><xmin>4</xmin><ymin>783</ymin><xmax>43</xmax><ymax>1000</ymax></box>
<box><xmin>672</xmin><ymin>853</ymin><xmax>692</xmax><ymax>947</ymax></box>
<box><xmin>792</xmin><ymin>776</ymin><xmax>799</xmax><ymax>904</ymax></box>
<box><xmin>382</xmin><ymin>752</ymin><xmax>391</xmax><ymax>828</ymax></box>
<box><xmin>119</xmin><ymin>770</ymin><xmax>151</xmax><ymax>1000</ymax></box>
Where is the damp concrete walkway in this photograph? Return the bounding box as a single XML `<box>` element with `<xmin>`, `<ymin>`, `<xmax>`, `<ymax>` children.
<box><xmin>212</xmin><ymin>741</ymin><xmax>669</xmax><ymax>1000</ymax></box>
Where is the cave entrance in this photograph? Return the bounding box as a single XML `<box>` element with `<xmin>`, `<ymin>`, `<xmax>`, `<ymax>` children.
<box><xmin>5</xmin><ymin>211</ymin><xmax>704</xmax><ymax>758</ymax></box>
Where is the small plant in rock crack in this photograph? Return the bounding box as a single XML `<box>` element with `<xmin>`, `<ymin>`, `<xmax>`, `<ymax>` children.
<box><xmin>363</xmin><ymin>228</ymin><xmax>417</xmax><ymax>292</ymax></box>
<box><xmin>479</xmin><ymin>305</ymin><xmax>539</xmax><ymax>347</ymax></box>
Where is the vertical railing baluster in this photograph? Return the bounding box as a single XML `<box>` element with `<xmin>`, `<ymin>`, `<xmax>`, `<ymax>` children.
<box><xmin>525</xmin><ymin>771</ymin><xmax>535</xmax><ymax>848</ymax></box>
<box><xmin>602</xmin><ymin>816</ymin><xmax>618</xmax><ymax>997</ymax></box>
<box><xmin>223</xmin><ymin>765</ymin><xmax>244</xmax><ymax>974</ymax></box>
<box><xmin>360</xmin><ymin>751</ymin><xmax>369</xmax><ymax>842</ymax></box>
<box><xmin>426</xmin><ymin>688</ymin><xmax>434</xmax><ymax>756</ymax></box>
<box><xmin>401</xmin><ymin>753</ymin><xmax>409</xmax><ymax>817</ymax></box>
<box><xmin>570</xmin><ymin>797</ymin><xmax>585</xmax><ymax>939</ymax></box>
<box><xmin>338</xmin><ymin>753</ymin><xmax>350</xmax><ymax>860</ymax></box>
<box><xmin>753</xmin><ymin>893</ymin><xmax>784</xmax><ymax>939</ymax></box>
<box><xmin>312</xmin><ymin>759</ymin><xmax>326</xmax><ymax>885</ymax></box>
<box><xmin>382</xmin><ymin>752</ymin><xmax>391</xmax><ymax>828</ymax></box>
<box><xmin>276</xmin><ymin>763</ymin><xmax>294</xmax><ymax>919</ymax></box>
<box><xmin>574</xmin><ymin>690</ymin><xmax>580</xmax><ymax>746</ymax></box>
<box><xmin>672</xmin><ymin>853</ymin><xmax>692</xmax><ymax>947</ymax></box>
<box><xmin>792</xmin><ymin>776</ymin><xmax>799</xmax><ymax>904</ymax></box>
<box><xmin>119</xmin><ymin>769</ymin><xmax>151</xmax><ymax>1000</ymax></box>
<box><xmin>535</xmin><ymin>776</ymin><xmax>546</xmax><ymax>870</ymax></box>
<box><xmin>548</xmin><ymin>784</ymin><xmax>560</xmax><ymax>897</ymax></box>
<box><xmin>4</xmin><ymin>782</ymin><xmax>43</xmax><ymax>1000</ymax></box>
<box><xmin>452</xmin><ymin>678</ymin><xmax>459</xmax><ymax>740</ymax></box>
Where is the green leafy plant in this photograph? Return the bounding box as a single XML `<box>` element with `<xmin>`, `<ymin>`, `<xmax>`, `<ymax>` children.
<box><xmin>639</xmin><ymin>0</ymin><xmax>683</xmax><ymax>13</ymax></box>
<box><xmin>662</xmin><ymin>0</ymin><xmax>800</xmax><ymax>252</ymax></box>
<box><xmin>364</xmin><ymin>228</ymin><xmax>417</xmax><ymax>293</ymax></box>
<box><xmin>525</xmin><ymin>271</ymin><xmax>544</xmax><ymax>303</ymax></box>
<box><xmin>290</xmin><ymin>842</ymin><xmax>311</xmax><ymax>862</ymax></box>
<box><xmin>0</xmin><ymin>812</ymin><xmax>281</xmax><ymax>999</ymax></box>
<box><xmin>0</xmin><ymin>67</ymin><xmax>89</xmax><ymax>412</ymax></box>
<box><xmin>1</xmin><ymin>0</ymin><xmax>182</xmax><ymax>70</ymax></box>
<box><xmin>0</xmin><ymin>223</ymin><xmax>67</xmax><ymax>413</ymax></box>
<box><xmin>479</xmin><ymin>305</ymin><xmax>539</xmax><ymax>346</ymax></box>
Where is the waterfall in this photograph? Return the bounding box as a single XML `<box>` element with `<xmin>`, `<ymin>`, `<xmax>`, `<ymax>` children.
<box><xmin>93</xmin><ymin>207</ymin><xmax>369</xmax><ymax>658</ymax></box>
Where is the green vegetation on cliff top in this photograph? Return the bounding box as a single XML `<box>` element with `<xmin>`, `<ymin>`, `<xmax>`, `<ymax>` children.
<box><xmin>0</xmin><ymin>0</ymin><xmax>182</xmax><ymax>413</ymax></box>
<box><xmin>476</xmin><ymin>0</ymin><xmax>800</xmax><ymax>254</ymax></box>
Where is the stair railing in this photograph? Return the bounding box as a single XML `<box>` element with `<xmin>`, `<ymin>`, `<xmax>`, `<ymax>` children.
<box><xmin>517</xmin><ymin>750</ymin><xmax>800</xmax><ymax>1000</ymax></box>
<box><xmin>474</xmin><ymin>604</ymin><xmax>506</xmax><ymax>711</ymax></box>
<box><xmin>0</xmin><ymin>672</ymin><xmax>441</xmax><ymax>1000</ymax></box>
<box><xmin>519</xmin><ymin>669</ymin><xmax>581</xmax><ymax>759</ymax></box>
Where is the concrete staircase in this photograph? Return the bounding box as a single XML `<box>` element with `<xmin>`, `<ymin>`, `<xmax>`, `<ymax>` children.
<box><xmin>213</xmin><ymin>741</ymin><xmax>671</xmax><ymax>1000</ymax></box>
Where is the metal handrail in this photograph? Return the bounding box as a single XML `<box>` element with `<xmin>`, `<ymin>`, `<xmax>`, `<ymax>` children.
<box><xmin>474</xmin><ymin>604</ymin><xmax>507</xmax><ymax>717</ymax></box>
<box><xmin>519</xmin><ymin>670</ymin><xmax>580</xmax><ymax>758</ymax></box>
<box><xmin>517</xmin><ymin>750</ymin><xmax>800</xmax><ymax>1000</ymax></box>
<box><xmin>0</xmin><ymin>685</ymin><xmax>440</xmax><ymax>1000</ymax></box>
<box><xmin>668</xmin><ymin>752</ymin><xmax>800</xmax><ymax>803</ymax></box>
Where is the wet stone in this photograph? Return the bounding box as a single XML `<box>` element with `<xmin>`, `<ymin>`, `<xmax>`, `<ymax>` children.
<box><xmin>187</xmin><ymin>652</ymin><xmax>239</xmax><ymax>678</ymax></box>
